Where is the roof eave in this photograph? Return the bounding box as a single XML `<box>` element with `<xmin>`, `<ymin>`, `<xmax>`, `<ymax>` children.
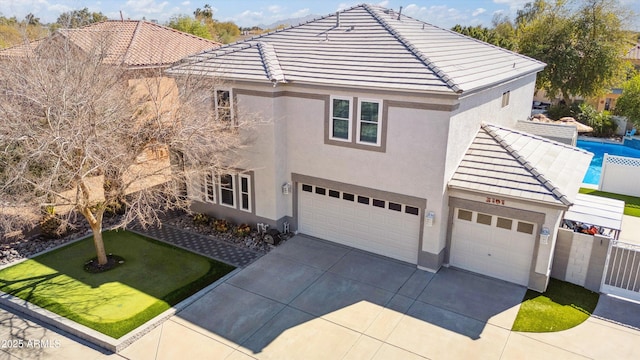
<box><xmin>458</xmin><ymin>65</ymin><xmax>546</xmax><ymax>96</ymax></box>
<box><xmin>447</xmin><ymin>185</ymin><xmax>571</xmax><ymax>210</ymax></box>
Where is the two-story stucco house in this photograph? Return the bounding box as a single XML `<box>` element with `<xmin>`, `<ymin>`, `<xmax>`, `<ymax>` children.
<box><xmin>168</xmin><ymin>4</ymin><xmax>592</xmax><ymax>292</ymax></box>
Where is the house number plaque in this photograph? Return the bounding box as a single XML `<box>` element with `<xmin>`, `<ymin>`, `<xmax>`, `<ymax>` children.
<box><xmin>485</xmin><ymin>197</ymin><xmax>505</xmax><ymax>205</ymax></box>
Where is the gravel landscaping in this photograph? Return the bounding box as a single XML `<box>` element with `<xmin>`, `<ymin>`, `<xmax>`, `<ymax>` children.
<box><xmin>0</xmin><ymin>216</ymin><xmax>123</xmax><ymax>266</ymax></box>
<box><xmin>164</xmin><ymin>212</ymin><xmax>288</xmax><ymax>254</ymax></box>
<box><xmin>1</xmin><ymin>211</ymin><xmax>288</xmax><ymax>266</ymax></box>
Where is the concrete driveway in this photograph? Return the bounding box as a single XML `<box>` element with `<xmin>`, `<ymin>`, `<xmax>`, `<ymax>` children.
<box><xmin>2</xmin><ymin>234</ymin><xmax>640</xmax><ymax>359</ymax></box>
<box><xmin>121</xmin><ymin>235</ymin><xmax>640</xmax><ymax>360</ymax></box>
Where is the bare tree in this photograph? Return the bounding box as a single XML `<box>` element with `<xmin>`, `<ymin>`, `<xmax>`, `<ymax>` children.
<box><xmin>0</xmin><ymin>33</ymin><xmax>253</xmax><ymax>267</ymax></box>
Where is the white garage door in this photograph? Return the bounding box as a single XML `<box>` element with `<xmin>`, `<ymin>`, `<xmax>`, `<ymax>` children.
<box><xmin>450</xmin><ymin>208</ymin><xmax>536</xmax><ymax>286</ymax></box>
<box><xmin>298</xmin><ymin>183</ymin><xmax>421</xmax><ymax>264</ymax></box>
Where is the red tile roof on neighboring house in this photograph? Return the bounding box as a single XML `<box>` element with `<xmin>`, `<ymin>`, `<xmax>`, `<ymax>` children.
<box><xmin>0</xmin><ymin>39</ymin><xmax>45</xmax><ymax>57</ymax></box>
<box><xmin>1</xmin><ymin>20</ymin><xmax>221</xmax><ymax>68</ymax></box>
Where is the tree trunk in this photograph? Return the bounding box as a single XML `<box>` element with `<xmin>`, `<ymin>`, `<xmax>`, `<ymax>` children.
<box><xmin>90</xmin><ymin>220</ymin><xmax>108</xmax><ymax>265</ymax></box>
<box><xmin>80</xmin><ymin>206</ymin><xmax>108</xmax><ymax>265</ymax></box>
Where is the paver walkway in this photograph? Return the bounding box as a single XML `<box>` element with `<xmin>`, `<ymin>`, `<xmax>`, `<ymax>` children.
<box><xmin>130</xmin><ymin>222</ymin><xmax>264</xmax><ymax>268</ymax></box>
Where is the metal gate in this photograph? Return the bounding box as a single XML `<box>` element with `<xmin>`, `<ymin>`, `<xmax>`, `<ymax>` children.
<box><xmin>601</xmin><ymin>240</ymin><xmax>640</xmax><ymax>302</ymax></box>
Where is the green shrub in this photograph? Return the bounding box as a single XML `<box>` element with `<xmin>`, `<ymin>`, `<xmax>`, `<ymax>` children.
<box><xmin>576</xmin><ymin>103</ymin><xmax>617</xmax><ymax>137</ymax></box>
<box><xmin>235</xmin><ymin>223</ymin><xmax>251</xmax><ymax>237</ymax></box>
<box><xmin>192</xmin><ymin>213</ymin><xmax>210</xmax><ymax>226</ymax></box>
<box><xmin>213</xmin><ymin>218</ymin><xmax>230</xmax><ymax>233</ymax></box>
<box><xmin>546</xmin><ymin>102</ymin><xmax>581</xmax><ymax>120</ymax></box>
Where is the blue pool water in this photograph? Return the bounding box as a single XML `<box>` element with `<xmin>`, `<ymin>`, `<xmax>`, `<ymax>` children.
<box><xmin>577</xmin><ymin>140</ymin><xmax>640</xmax><ymax>185</ymax></box>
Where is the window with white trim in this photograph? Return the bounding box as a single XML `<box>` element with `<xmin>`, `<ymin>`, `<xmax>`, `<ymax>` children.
<box><xmin>239</xmin><ymin>174</ymin><xmax>251</xmax><ymax>212</ymax></box>
<box><xmin>214</xmin><ymin>89</ymin><xmax>234</xmax><ymax>124</ymax></box>
<box><xmin>202</xmin><ymin>172</ymin><xmax>216</xmax><ymax>203</ymax></box>
<box><xmin>219</xmin><ymin>174</ymin><xmax>235</xmax><ymax>207</ymax></box>
<box><xmin>326</xmin><ymin>96</ymin><xmax>386</xmax><ymax>151</ymax></box>
<box><xmin>357</xmin><ymin>99</ymin><xmax>382</xmax><ymax>145</ymax></box>
<box><xmin>194</xmin><ymin>171</ymin><xmax>253</xmax><ymax>212</ymax></box>
<box><xmin>330</xmin><ymin>96</ymin><xmax>352</xmax><ymax>141</ymax></box>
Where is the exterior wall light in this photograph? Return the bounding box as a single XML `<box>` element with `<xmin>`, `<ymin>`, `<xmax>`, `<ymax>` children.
<box><xmin>425</xmin><ymin>211</ymin><xmax>435</xmax><ymax>227</ymax></box>
<box><xmin>282</xmin><ymin>182</ymin><xmax>292</xmax><ymax>195</ymax></box>
<box><xmin>540</xmin><ymin>227</ymin><xmax>550</xmax><ymax>245</ymax></box>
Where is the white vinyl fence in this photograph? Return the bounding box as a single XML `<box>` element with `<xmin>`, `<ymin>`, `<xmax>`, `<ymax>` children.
<box><xmin>601</xmin><ymin>240</ymin><xmax>640</xmax><ymax>302</ymax></box>
<box><xmin>599</xmin><ymin>154</ymin><xmax>640</xmax><ymax>197</ymax></box>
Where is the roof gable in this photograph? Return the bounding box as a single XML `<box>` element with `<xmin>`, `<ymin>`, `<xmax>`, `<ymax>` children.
<box><xmin>169</xmin><ymin>4</ymin><xmax>545</xmax><ymax>94</ymax></box>
<box><xmin>2</xmin><ymin>20</ymin><xmax>220</xmax><ymax>68</ymax></box>
<box><xmin>61</xmin><ymin>21</ymin><xmax>221</xmax><ymax>68</ymax></box>
<box><xmin>449</xmin><ymin>123</ymin><xmax>592</xmax><ymax>207</ymax></box>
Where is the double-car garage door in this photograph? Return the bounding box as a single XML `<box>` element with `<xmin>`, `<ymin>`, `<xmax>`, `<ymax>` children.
<box><xmin>298</xmin><ymin>183</ymin><xmax>420</xmax><ymax>264</ymax></box>
<box><xmin>450</xmin><ymin>208</ymin><xmax>536</xmax><ymax>286</ymax></box>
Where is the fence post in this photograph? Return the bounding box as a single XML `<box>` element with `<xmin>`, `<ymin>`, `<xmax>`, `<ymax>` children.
<box><xmin>598</xmin><ymin>153</ymin><xmax>608</xmax><ymax>190</ymax></box>
<box><xmin>600</xmin><ymin>239</ymin><xmax>615</xmax><ymax>293</ymax></box>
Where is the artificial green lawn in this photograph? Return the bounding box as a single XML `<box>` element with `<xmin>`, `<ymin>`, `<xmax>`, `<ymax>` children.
<box><xmin>579</xmin><ymin>188</ymin><xmax>640</xmax><ymax>217</ymax></box>
<box><xmin>512</xmin><ymin>278</ymin><xmax>599</xmax><ymax>332</ymax></box>
<box><xmin>0</xmin><ymin>230</ymin><xmax>235</xmax><ymax>339</ymax></box>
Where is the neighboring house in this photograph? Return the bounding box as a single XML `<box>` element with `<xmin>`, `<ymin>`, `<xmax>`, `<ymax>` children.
<box><xmin>591</xmin><ymin>41</ymin><xmax>640</xmax><ymax>112</ymax></box>
<box><xmin>1</xmin><ymin>20</ymin><xmax>221</xmax><ymax>69</ymax></box>
<box><xmin>1</xmin><ymin>19</ymin><xmax>221</xmax><ymax>160</ymax></box>
<box><xmin>0</xmin><ymin>21</ymin><xmax>221</xmax><ymax>215</ymax></box>
<box><xmin>533</xmin><ymin>41</ymin><xmax>640</xmax><ymax>114</ymax></box>
<box><xmin>169</xmin><ymin>4</ymin><xmax>592</xmax><ymax>292</ymax></box>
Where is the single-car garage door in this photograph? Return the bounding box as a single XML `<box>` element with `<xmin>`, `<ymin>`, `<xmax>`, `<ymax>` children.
<box><xmin>298</xmin><ymin>183</ymin><xmax>421</xmax><ymax>264</ymax></box>
<box><xmin>450</xmin><ymin>208</ymin><xmax>536</xmax><ymax>286</ymax></box>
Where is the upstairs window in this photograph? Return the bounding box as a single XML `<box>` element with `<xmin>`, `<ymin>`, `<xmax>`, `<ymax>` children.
<box><xmin>357</xmin><ymin>99</ymin><xmax>382</xmax><ymax>145</ymax></box>
<box><xmin>330</xmin><ymin>96</ymin><xmax>352</xmax><ymax>141</ymax></box>
<box><xmin>326</xmin><ymin>96</ymin><xmax>386</xmax><ymax>151</ymax></box>
<box><xmin>214</xmin><ymin>89</ymin><xmax>234</xmax><ymax>123</ymax></box>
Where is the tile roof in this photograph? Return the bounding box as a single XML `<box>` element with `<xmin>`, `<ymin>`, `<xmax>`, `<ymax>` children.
<box><xmin>168</xmin><ymin>4</ymin><xmax>545</xmax><ymax>94</ymax></box>
<box><xmin>514</xmin><ymin>120</ymin><xmax>577</xmax><ymax>145</ymax></box>
<box><xmin>0</xmin><ymin>39</ymin><xmax>44</xmax><ymax>57</ymax></box>
<box><xmin>449</xmin><ymin>123</ymin><xmax>593</xmax><ymax>207</ymax></box>
<box><xmin>1</xmin><ymin>20</ymin><xmax>220</xmax><ymax>68</ymax></box>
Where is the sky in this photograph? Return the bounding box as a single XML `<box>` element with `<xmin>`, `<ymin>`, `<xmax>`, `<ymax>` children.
<box><xmin>1</xmin><ymin>0</ymin><xmax>639</xmax><ymax>30</ymax></box>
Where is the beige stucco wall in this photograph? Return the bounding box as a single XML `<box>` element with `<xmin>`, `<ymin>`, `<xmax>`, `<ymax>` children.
<box><xmin>285</xmin><ymin>87</ymin><xmax>456</xmax><ymax>268</ymax></box>
<box><xmin>219</xmin><ymin>83</ymin><xmax>458</xmax><ymax>268</ymax></box>
<box><xmin>445</xmin><ymin>74</ymin><xmax>538</xmax><ymax>184</ymax></box>
<box><xmin>425</xmin><ymin>73</ymin><xmax>539</xmax><ymax>257</ymax></box>
<box><xmin>285</xmin><ymin>88</ymin><xmax>452</xmax><ymax>199</ymax></box>
<box><xmin>192</xmin><ymin>74</ymin><xmax>541</xmax><ymax>273</ymax></box>
<box><xmin>234</xmin><ymin>83</ymin><xmax>456</xmax><ymax>214</ymax></box>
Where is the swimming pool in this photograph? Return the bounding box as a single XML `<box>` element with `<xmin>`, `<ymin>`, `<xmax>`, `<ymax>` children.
<box><xmin>577</xmin><ymin>140</ymin><xmax>640</xmax><ymax>185</ymax></box>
